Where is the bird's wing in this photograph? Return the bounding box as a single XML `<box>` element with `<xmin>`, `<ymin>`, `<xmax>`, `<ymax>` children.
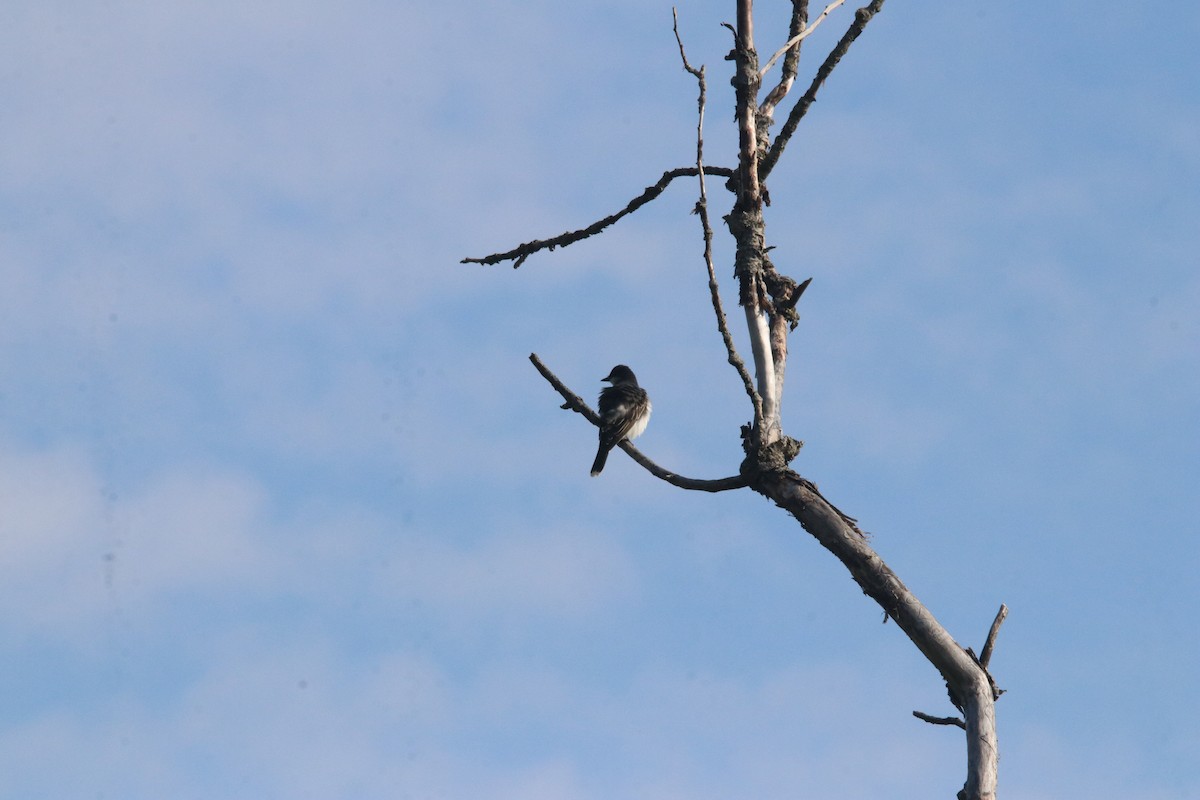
<box><xmin>600</xmin><ymin>386</ymin><xmax>649</xmax><ymax>446</ymax></box>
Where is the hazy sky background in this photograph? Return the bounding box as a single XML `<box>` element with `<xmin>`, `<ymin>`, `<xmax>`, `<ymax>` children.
<box><xmin>1</xmin><ymin>1</ymin><xmax>1197</xmax><ymax>798</ymax></box>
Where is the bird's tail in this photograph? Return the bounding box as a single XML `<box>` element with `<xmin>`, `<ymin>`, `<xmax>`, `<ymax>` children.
<box><xmin>590</xmin><ymin>445</ymin><xmax>609</xmax><ymax>476</ymax></box>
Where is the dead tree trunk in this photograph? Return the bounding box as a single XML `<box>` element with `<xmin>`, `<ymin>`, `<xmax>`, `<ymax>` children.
<box><xmin>464</xmin><ymin>1</ymin><xmax>1006</xmax><ymax>797</ymax></box>
<box><xmin>754</xmin><ymin>472</ymin><xmax>1002</xmax><ymax>800</ymax></box>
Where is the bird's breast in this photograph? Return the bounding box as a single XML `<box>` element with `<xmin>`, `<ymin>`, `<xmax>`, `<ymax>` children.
<box><xmin>627</xmin><ymin>401</ymin><xmax>651</xmax><ymax>440</ymax></box>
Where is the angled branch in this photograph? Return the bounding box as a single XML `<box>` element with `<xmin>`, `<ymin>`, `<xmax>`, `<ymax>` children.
<box><xmin>914</xmin><ymin>711</ymin><xmax>967</xmax><ymax>730</ymax></box>
<box><xmin>673</xmin><ymin>9</ymin><xmax>762</xmax><ymax>421</ymax></box>
<box><xmin>462</xmin><ymin>166</ymin><xmax>735</xmax><ymax>267</ymax></box>
<box><xmin>760</xmin><ymin>0</ymin><xmax>888</xmax><ymax>181</ymax></box>
<box><xmin>979</xmin><ymin>603</ymin><xmax>1008</xmax><ymax>670</ymax></box>
<box><xmin>672</xmin><ymin>8</ymin><xmax>702</xmax><ymax>78</ymax></box>
<box><xmin>530</xmin><ymin>353</ymin><xmax>749</xmax><ymax>492</ymax></box>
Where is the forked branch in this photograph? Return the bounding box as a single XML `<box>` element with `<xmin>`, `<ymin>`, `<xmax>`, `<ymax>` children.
<box><xmin>914</xmin><ymin>604</ymin><xmax>1008</xmax><ymax>730</ymax></box>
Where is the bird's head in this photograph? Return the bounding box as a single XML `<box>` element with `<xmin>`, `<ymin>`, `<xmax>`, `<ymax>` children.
<box><xmin>602</xmin><ymin>364</ymin><xmax>638</xmax><ymax>385</ymax></box>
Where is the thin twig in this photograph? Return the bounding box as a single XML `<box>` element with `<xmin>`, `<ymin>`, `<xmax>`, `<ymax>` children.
<box><xmin>913</xmin><ymin>711</ymin><xmax>967</xmax><ymax>730</ymax></box>
<box><xmin>462</xmin><ymin>166</ymin><xmax>735</xmax><ymax>267</ymax></box>
<box><xmin>760</xmin><ymin>0</ymin><xmax>888</xmax><ymax>181</ymax></box>
<box><xmin>673</xmin><ymin>8</ymin><xmax>762</xmax><ymax>420</ymax></box>
<box><xmin>530</xmin><ymin>353</ymin><xmax>749</xmax><ymax>492</ymax></box>
<box><xmin>979</xmin><ymin>603</ymin><xmax>1008</xmax><ymax>669</ymax></box>
<box><xmin>759</xmin><ymin>0</ymin><xmax>846</xmax><ymax>79</ymax></box>
<box><xmin>671</xmin><ymin>8</ymin><xmax>701</xmax><ymax>78</ymax></box>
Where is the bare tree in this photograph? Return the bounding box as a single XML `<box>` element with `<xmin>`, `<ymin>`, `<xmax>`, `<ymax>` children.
<box><xmin>464</xmin><ymin>1</ymin><xmax>1006</xmax><ymax>797</ymax></box>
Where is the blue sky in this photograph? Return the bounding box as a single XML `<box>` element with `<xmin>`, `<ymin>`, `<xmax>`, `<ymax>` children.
<box><xmin>1</xmin><ymin>1</ymin><xmax>1197</xmax><ymax>798</ymax></box>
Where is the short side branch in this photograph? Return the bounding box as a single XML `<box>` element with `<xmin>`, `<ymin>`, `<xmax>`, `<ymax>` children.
<box><xmin>979</xmin><ymin>603</ymin><xmax>1008</xmax><ymax>670</ymax></box>
<box><xmin>530</xmin><ymin>353</ymin><xmax>749</xmax><ymax>492</ymax></box>
<box><xmin>462</xmin><ymin>166</ymin><xmax>735</xmax><ymax>268</ymax></box>
<box><xmin>913</xmin><ymin>711</ymin><xmax>967</xmax><ymax>730</ymax></box>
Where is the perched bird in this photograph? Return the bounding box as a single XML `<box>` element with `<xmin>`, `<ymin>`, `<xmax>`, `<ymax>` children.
<box><xmin>590</xmin><ymin>365</ymin><xmax>652</xmax><ymax>476</ymax></box>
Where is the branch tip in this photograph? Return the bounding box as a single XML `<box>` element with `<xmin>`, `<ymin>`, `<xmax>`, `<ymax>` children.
<box><xmin>913</xmin><ymin>710</ymin><xmax>967</xmax><ymax>730</ymax></box>
<box><xmin>979</xmin><ymin>603</ymin><xmax>1008</xmax><ymax>669</ymax></box>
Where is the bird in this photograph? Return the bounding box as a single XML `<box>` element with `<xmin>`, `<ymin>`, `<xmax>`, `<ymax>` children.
<box><xmin>590</xmin><ymin>364</ymin><xmax>652</xmax><ymax>476</ymax></box>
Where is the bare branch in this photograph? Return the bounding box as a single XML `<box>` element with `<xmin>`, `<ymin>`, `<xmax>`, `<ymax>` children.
<box><xmin>979</xmin><ymin>603</ymin><xmax>1008</xmax><ymax>670</ymax></box>
<box><xmin>914</xmin><ymin>711</ymin><xmax>967</xmax><ymax>730</ymax></box>
<box><xmin>621</xmin><ymin>443</ymin><xmax>751</xmax><ymax>492</ymax></box>
<box><xmin>673</xmin><ymin>8</ymin><xmax>762</xmax><ymax>422</ymax></box>
<box><xmin>760</xmin><ymin>0</ymin><xmax>810</xmax><ymax>115</ymax></box>
<box><xmin>760</xmin><ymin>0</ymin><xmax>888</xmax><ymax>181</ymax></box>
<box><xmin>462</xmin><ymin>166</ymin><xmax>735</xmax><ymax>267</ymax></box>
<box><xmin>671</xmin><ymin>8</ymin><xmax>701</xmax><ymax>78</ymax></box>
<box><xmin>529</xmin><ymin>353</ymin><xmax>749</xmax><ymax>492</ymax></box>
<box><xmin>759</xmin><ymin>0</ymin><xmax>846</xmax><ymax>80</ymax></box>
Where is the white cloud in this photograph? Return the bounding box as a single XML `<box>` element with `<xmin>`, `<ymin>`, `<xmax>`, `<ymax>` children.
<box><xmin>0</xmin><ymin>444</ymin><xmax>271</xmax><ymax>632</ymax></box>
<box><xmin>0</xmin><ymin>445</ymin><xmax>101</xmax><ymax>571</ymax></box>
<box><xmin>111</xmin><ymin>468</ymin><xmax>270</xmax><ymax>595</ymax></box>
<box><xmin>0</xmin><ymin>445</ymin><xmax>112</xmax><ymax>630</ymax></box>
